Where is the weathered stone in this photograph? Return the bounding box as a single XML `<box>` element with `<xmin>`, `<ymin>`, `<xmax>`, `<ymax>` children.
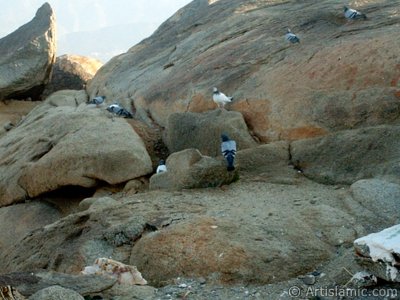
<box><xmin>0</xmin><ymin>100</ymin><xmax>153</xmax><ymax>206</ymax></box>
<box><xmin>351</xmin><ymin>179</ymin><xmax>400</xmax><ymax>222</ymax></box>
<box><xmin>354</xmin><ymin>224</ymin><xmax>400</xmax><ymax>282</ymax></box>
<box><xmin>347</xmin><ymin>271</ymin><xmax>377</xmax><ymax>289</ymax></box>
<box><xmin>44</xmin><ymin>90</ymin><xmax>88</xmax><ymax>107</ymax></box>
<box><xmin>87</xmin><ymin>0</ymin><xmax>400</xmax><ymax>142</ymax></box>
<box><xmin>0</xmin><ymin>271</ymin><xmax>116</xmax><ymax>298</ymax></box>
<box><xmin>130</xmin><ymin>216</ymin><xmax>331</xmax><ymax>286</ymax></box>
<box><xmin>0</xmin><ymin>203</ymin><xmax>147</xmax><ymax>274</ymax></box>
<box><xmin>42</xmin><ymin>55</ymin><xmax>103</xmax><ymax>98</ymax></box>
<box><xmin>0</xmin><ymin>3</ymin><xmax>56</xmax><ymax>100</ymax></box>
<box><xmin>149</xmin><ymin>148</ymin><xmax>238</xmax><ymax>190</ymax></box>
<box><xmin>100</xmin><ymin>284</ymin><xmax>157</xmax><ymax>300</ymax></box>
<box><xmin>0</xmin><ymin>201</ymin><xmax>61</xmax><ymax>252</ymax></box>
<box><xmin>29</xmin><ymin>285</ymin><xmax>84</xmax><ymax>300</ymax></box>
<box><xmin>78</xmin><ymin>197</ymin><xmax>118</xmax><ymax>212</ymax></box>
<box><xmin>0</xmin><ymin>100</ymin><xmax>41</xmax><ymax>137</ymax></box>
<box><xmin>291</xmin><ymin>125</ymin><xmax>400</xmax><ymax>184</ymax></box>
<box><xmin>166</xmin><ymin>110</ymin><xmax>256</xmax><ymax>156</ymax></box>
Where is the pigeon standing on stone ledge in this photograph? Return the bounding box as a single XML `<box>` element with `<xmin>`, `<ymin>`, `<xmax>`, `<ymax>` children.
<box><xmin>156</xmin><ymin>160</ymin><xmax>167</xmax><ymax>173</ymax></box>
<box><xmin>221</xmin><ymin>134</ymin><xmax>236</xmax><ymax>171</ymax></box>
<box><xmin>87</xmin><ymin>95</ymin><xmax>106</xmax><ymax>107</ymax></box>
<box><xmin>344</xmin><ymin>6</ymin><xmax>367</xmax><ymax>20</ymax></box>
<box><xmin>106</xmin><ymin>103</ymin><xmax>133</xmax><ymax>118</ymax></box>
<box><xmin>213</xmin><ymin>87</ymin><xmax>233</xmax><ymax>109</ymax></box>
<box><xmin>285</xmin><ymin>29</ymin><xmax>300</xmax><ymax>44</ymax></box>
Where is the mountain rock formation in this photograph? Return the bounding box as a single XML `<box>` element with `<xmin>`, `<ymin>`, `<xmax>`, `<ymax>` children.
<box><xmin>0</xmin><ymin>3</ymin><xmax>56</xmax><ymax>100</ymax></box>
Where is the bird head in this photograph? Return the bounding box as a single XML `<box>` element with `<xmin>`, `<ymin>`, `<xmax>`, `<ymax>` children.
<box><xmin>159</xmin><ymin>159</ymin><xmax>165</xmax><ymax>165</ymax></box>
<box><xmin>221</xmin><ymin>134</ymin><xmax>230</xmax><ymax>142</ymax></box>
<box><xmin>287</xmin><ymin>28</ymin><xmax>291</xmax><ymax>33</ymax></box>
<box><xmin>213</xmin><ymin>87</ymin><xmax>219</xmax><ymax>93</ymax></box>
<box><xmin>343</xmin><ymin>6</ymin><xmax>349</xmax><ymax>12</ymax></box>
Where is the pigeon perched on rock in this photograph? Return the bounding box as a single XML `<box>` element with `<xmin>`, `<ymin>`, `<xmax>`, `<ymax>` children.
<box><xmin>213</xmin><ymin>87</ymin><xmax>233</xmax><ymax>109</ymax></box>
<box><xmin>221</xmin><ymin>134</ymin><xmax>236</xmax><ymax>171</ymax></box>
<box><xmin>344</xmin><ymin>6</ymin><xmax>367</xmax><ymax>20</ymax></box>
<box><xmin>106</xmin><ymin>103</ymin><xmax>133</xmax><ymax>118</ymax></box>
<box><xmin>285</xmin><ymin>29</ymin><xmax>300</xmax><ymax>44</ymax></box>
<box><xmin>87</xmin><ymin>96</ymin><xmax>106</xmax><ymax>106</ymax></box>
<box><xmin>156</xmin><ymin>160</ymin><xmax>167</xmax><ymax>173</ymax></box>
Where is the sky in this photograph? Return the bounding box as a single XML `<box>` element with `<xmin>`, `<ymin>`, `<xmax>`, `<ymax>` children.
<box><xmin>0</xmin><ymin>0</ymin><xmax>192</xmax><ymax>62</ymax></box>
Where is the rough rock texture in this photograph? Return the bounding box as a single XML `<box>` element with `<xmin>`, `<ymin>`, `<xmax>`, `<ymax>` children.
<box><xmin>149</xmin><ymin>148</ymin><xmax>238</xmax><ymax>190</ymax></box>
<box><xmin>0</xmin><ymin>205</ymin><xmax>148</xmax><ymax>274</ymax></box>
<box><xmin>351</xmin><ymin>179</ymin><xmax>400</xmax><ymax>222</ymax></box>
<box><xmin>0</xmin><ymin>201</ymin><xmax>61</xmax><ymax>252</ymax></box>
<box><xmin>87</xmin><ymin>0</ymin><xmax>400</xmax><ymax>142</ymax></box>
<box><xmin>0</xmin><ymin>3</ymin><xmax>56</xmax><ymax>100</ymax></box>
<box><xmin>1</xmin><ymin>171</ymin><xmax>397</xmax><ymax>288</ymax></box>
<box><xmin>42</xmin><ymin>55</ymin><xmax>103</xmax><ymax>98</ymax></box>
<box><xmin>0</xmin><ymin>271</ymin><xmax>116</xmax><ymax>298</ymax></box>
<box><xmin>0</xmin><ymin>100</ymin><xmax>40</xmax><ymax>137</ymax></box>
<box><xmin>290</xmin><ymin>125</ymin><xmax>400</xmax><ymax>184</ymax></box>
<box><xmin>166</xmin><ymin>110</ymin><xmax>257</xmax><ymax>156</ymax></box>
<box><xmin>354</xmin><ymin>225</ymin><xmax>400</xmax><ymax>282</ymax></box>
<box><xmin>0</xmin><ymin>93</ymin><xmax>152</xmax><ymax>206</ymax></box>
<box><xmin>29</xmin><ymin>285</ymin><xmax>84</xmax><ymax>300</ymax></box>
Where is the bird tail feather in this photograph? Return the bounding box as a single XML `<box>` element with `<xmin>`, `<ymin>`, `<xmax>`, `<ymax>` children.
<box><xmin>226</xmin><ymin>154</ymin><xmax>235</xmax><ymax>172</ymax></box>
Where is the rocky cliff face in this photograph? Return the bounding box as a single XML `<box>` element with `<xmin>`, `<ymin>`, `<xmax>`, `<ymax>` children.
<box><xmin>0</xmin><ymin>3</ymin><xmax>56</xmax><ymax>100</ymax></box>
<box><xmin>42</xmin><ymin>54</ymin><xmax>103</xmax><ymax>98</ymax></box>
<box><xmin>88</xmin><ymin>0</ymin><xmax>400</xmax><ymax>142</ymax></box>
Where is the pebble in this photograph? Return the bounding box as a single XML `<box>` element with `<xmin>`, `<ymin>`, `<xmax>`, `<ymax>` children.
<box><xmin>301</xmin><ymin>274</ymin><xmax>316</xmax><ymax>285</ymax></box>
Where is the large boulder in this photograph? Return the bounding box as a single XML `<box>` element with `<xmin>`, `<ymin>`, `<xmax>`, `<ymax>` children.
<box><xmin>130</xmin><ymin>215</ymin><xmax>331</xmax><ymax>286</ymax></box>
<box><xmin>0</xmin><ymin>3</ymin><xmax>56</xmax><ymax>100</ymax></box>
<box><xmin>0</xmin><ymin>92</ymin><xmax>152</xmax><ymax>206</ymax></box>
<box><xmin>166</xmin><ymin>109</ymin><xmax>256</xmax><ymax>156</ymax></box>
<box><xmin>87</xmin><ymin>0</ymin><xmax>400</xmax><ymax>142</ymax></box>
<box><xmin>149</xmin><ymin>148</ymin><xmax>238</xmax><ymax>190</ymax></box>
<box><xmin>351</xmin><ymin>179</ymin><xmax>400</xmax><ymax>223</ymax></box>
<box><xmin>290</xmin><ymin>125</ymin><xmax>400</xmax><ymax>184</ymax></box>
<box><xmin>42</xmin><ymin>54</ymin><xmax>103</xmax><ymax>98</ymax></box>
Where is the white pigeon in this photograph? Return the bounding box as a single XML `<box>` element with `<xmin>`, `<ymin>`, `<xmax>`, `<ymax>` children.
<box><xmin>344</xmin><ymin>6</ymin><xmax>367</xmax><ymax>20</ymax></box>
<box><xmin>156</xmin><ymin>160</ymin><xmax>167</xmax><ymax>173</ymax></box>
<box><xmin>87</xmin><ymin>96</ymin><xmax>106</xmax><ymax>107</ymax></box>
<box><xmin>213</xmin><ymin>87</ymin><xmax>233</xmax><ymax>109</ymax></box>
<box><xmin>285</xmin><ymin>28</ymin><xmax>300</xmax><ymax>44</ymax></box>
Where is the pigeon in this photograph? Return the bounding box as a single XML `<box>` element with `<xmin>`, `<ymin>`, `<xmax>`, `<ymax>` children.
<box><xmin>344</xmin><ymin>6</ymin><xmax>367</xmax><ymax>20</ymax></box>
<box><xmin>106</xmin><ymin>103</ymin><xmax>133</xmax><ymax>118</ymax></box>
<box><xmin>221</xmin><ymin>134</ymin><xmax>236</xmax><ymax>171</ymax></box>
<box><xmin>213</xmin><ymin>87</ymin><xmax>233</xmax><ymax>109</ymax></box>
<box><xmin>156</xmin><ymin>160</ymin><xmax>167</xmax><ymax>173</ymax></box>
<box><xmin>285</xmin><ymin>28</ymin><xmax>300</xmax><ymax>44</ymax></box>
<box><xmin>87</xmin><ymin>96</ymin><xmax>106</xmax><ymax>106</ymax></box>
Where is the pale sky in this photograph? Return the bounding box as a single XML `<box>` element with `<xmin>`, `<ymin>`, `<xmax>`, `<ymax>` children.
<box><xmin>0</xmin><ymin>0</ymin><xmax>192</xmax><ymax>62</ymax></box>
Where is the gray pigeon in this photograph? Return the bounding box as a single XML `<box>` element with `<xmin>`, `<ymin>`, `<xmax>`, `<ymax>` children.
<box><xmin>344</xmin><ymin>6</ymin><xmax>367</xmax><ymax>20</ymax></box>
<box><xmin>221</xmin><ymin>134</ymin><xmax>236</xmax><ymax>171</ymax></box>
<box><xmin>87</xmin><ymin>96</ymin><xmax>106</xmax><ymax>106</ymax></box>
<box><xmin>106</xmin><ymin>103</ymin><xmax>133</xmax><ymax>118</ymax></box>
<box><xmin>285</xmin><ymin>29</ymin><xmax>300</xmax><ymax>44</ymax></box>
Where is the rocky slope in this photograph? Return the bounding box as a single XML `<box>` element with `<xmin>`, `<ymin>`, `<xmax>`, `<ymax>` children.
<box><xmin>88</xmin><ymin>0</ymin><xmax>400</xmax><ymax>142</ymax></box>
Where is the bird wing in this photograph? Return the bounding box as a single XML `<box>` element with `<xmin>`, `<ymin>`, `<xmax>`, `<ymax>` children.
<box><xmin>214</xmin><ymin>93</ymin><xmax>232</xmax><ymax>103</ymax></box>
<box><xmin>221</xmin><ymin>140</ymin><xmax>237</xmax><ymax>156</ymax></box>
